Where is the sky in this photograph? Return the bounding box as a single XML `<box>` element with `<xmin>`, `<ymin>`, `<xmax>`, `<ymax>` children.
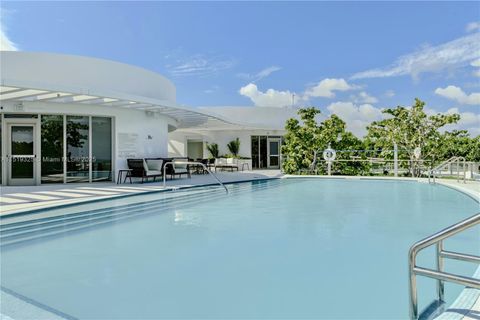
<box><xmin>1</xmin><ymin>1</ymin><xmax>479</xmax><ymax>137</ymax></box>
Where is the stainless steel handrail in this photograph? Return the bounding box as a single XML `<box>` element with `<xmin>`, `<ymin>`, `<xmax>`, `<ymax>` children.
<box><xmin>428</xmin><ymin>156</ymin><xmax>466</xmax><ymax>184</ymax></box>
<box><xmin>163</xmin><ymin>161</ymin><xmax>229</xmax><ymax>194</ymax></box>
<box><xmin>408</xmin><ymin>213</ymin><xmax>480</xmax><ymax>319</ymax></box>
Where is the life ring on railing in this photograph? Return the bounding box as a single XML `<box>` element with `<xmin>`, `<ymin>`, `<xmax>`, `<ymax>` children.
<box><xmin>323</xmin><ymin>148</ymin><xmax>336</xmax><ymax>161</ymax></box>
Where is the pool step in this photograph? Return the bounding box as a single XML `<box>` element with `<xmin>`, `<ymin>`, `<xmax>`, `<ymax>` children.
<box><xmin>0</xmin><ymin>181</ymin><xmax>279</xmax><ymax>247</ymax></box>
<box><xmin>0</xmin><ymin>191</ymin><xmax>225</xmax><ymax>245</ymax></box>
<box><xmin>0</xmin><ymin>181</ymin><xmax>274</xmax><ymax>232</ymax></box>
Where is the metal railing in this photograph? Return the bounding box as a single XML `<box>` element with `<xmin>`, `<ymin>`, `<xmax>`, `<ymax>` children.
<box><xmin>408</xmin><ymin>213</ymin><xmax>480</xmax><ymax>319</ymax></box>
<box><xmin>428</xmin><ymin>156</ymin><xmax>466</xmax><ymax>184</ymax></box>
<box><xmin>163</xmin><ymin>161</ymin><xmax>229</xmax><ymax>194</ymax></box>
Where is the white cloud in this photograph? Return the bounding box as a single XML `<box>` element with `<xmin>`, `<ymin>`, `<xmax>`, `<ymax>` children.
<box><xmin>326</xmin><ymin>101</ymin><xmax>383</xmax><ymax>137</ymax></box>
<box><xmin>452</xmin><ymin>110</ymin><xmax>480</xmax><ymax>136</ymax></box>
<box><xmin>434</xmin><ymin>85</ymin><xmax>480</xmax><ymax>105</ymax></box>
<box><xmin>471</xmin><ymin>59</ymin><xmax>480</xmax><ymax>77</ymax></box>
<box><xmin>305</xmin><ymin>78</ymin><xmax>358</xmax><ymax>98</ymax></box>
<box><xmin>471</xmin><ymin>59</ymin><xmax>480</xmax><ymax>67</ymax></box>
<box><xmin>239</xmin><ymin>83</ymin><xmax>297</xmax><ymax>107</ymax></box>
<box><xmin>351</xmin><ymin>91</ymin><xmax>378</xmax><ymax>104</ymax></box>
<box><xmin>384</xmin><ymin>90</ymin><xmax>395</xmax><ymax>98</ymax></box>
<box><xmin>0</xmin><ymin>13</ymin><xmax>17</xmax><ymax>51</ymax></box>
<box><xmin>239</xmin><ymin>77</ymin><xmax>360</xmax><ymax>107</ymax></box>
<box><xmin>426</xmin><ymin>107</ymin><xmax>480</xmax><ymax>136</ymax></box>
<box><xmin>204</xmin><ymin>85</ymin><xmax>220</xmax><ymax>94</ymax></box>
<box><xmin>238</xmin><ymin>66</ymin><xmax>282</xmax><ymax>82</ymax></box>
<box><xmin>466</xmin><ymin>21</ymin><xmax>480</xmax><ymax>32</ymax></box>
<box><xmin>351</xmin><ymin>33</ymin><xmax>480</xmax><ymax>80</ymax></box>
<box><xmin>166</xmin><ymin>54</ymin><xmax>235</xmax><ymax>77</ymax></box>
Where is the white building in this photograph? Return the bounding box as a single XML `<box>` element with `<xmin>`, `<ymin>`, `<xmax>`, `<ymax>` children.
<box><xmin>168</xmin><ymin>106</ymin><xmax>299</xmax><ymax>169</ymax></box>
<box><xmin>0</xmin><ymin>52</ymin><xmax>296</xmax><ymax>186</ymax></box>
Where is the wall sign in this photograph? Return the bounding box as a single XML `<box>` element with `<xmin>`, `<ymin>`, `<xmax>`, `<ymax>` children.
<box><xmin>118</xmin><ymin>133</ymin><xmax>139</xmax><ymax>158</ymax></box>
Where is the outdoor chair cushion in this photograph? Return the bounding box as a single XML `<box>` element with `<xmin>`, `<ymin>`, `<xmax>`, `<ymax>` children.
<box><xmin>143</xmin><ymin>159</ymin><xmax>150</xmax><ymax>173</ymax></box>
<box><xmin>145</xmin><ymin>170</ymin><xmax>162</xmax><ymax>176</ymax></box>
<box><xmin>146</xmin><ymin>159</ymin><xmax>163</xmax><ymax>171</ymax></box>
<box><xmin>215</xmin><ymin>158</ymin><xmax>226</xmax><ymax>166</ymax></box>
<box><xmin>173</xmin><ymin>160</ymin><xmax>188</xmax><ymax>173</ymax></box>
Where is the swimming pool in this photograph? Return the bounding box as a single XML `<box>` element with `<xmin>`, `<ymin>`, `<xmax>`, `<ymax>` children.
<box><xmin>1</xmin><ymin>178</ymin><xmax>479</xmax><ymax>319</ymax></box>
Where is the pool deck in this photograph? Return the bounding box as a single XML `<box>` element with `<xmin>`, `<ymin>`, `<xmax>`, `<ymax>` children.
<box><xmin>0</xmin><ymin>172</ymin><xmax>479</xmax><ymax>319</ymax></box>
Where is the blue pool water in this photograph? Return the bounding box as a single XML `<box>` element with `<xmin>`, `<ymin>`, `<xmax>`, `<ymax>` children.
<box><xmin>1</xmin><ymin>179</ymin><xmax>479</xmax><ymax>319</ymax></box>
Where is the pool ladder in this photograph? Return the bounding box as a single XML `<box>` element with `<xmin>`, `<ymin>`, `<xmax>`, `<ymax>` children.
<box><xmin>428</xmin><ymin>156</ymin><xmax>466</xmax><ymax>184</ymax></box>
<box><xmin>163</xmin><ymin>161</ymin><xmax>228</xmax><ymax>194</ymax></box>
<box><xmin>408</xmin><ymin>212</ymin><xmax>480</xmax><ymax>319</ymax></box>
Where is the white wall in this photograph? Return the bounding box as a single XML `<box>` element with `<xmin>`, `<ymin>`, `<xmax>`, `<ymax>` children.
<box><xmin>168</xmin><ymin>128</ymin><xmax>285</xmax><ymax>158</ymax></box>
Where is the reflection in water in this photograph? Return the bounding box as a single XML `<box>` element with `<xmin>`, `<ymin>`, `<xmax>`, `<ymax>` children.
<box><xmin>174</xmin><ymin>209</ymin><xmax>202</xmax><ymax>226</ymax></box>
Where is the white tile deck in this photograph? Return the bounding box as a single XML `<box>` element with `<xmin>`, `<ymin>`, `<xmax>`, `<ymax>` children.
<box><xmin>35</xmin><ymin>191</ymin><xmax>90</xmax><ymax>198</ymax></box>
<box><xmin>0</xmin><ymin>197</ymin><xmax>29</xmax><ymax>204</ymax></box>
<box><xmin>6</xmin><ymin>193</ymin><xmax>61</xmax><ymax>201</ymax></box>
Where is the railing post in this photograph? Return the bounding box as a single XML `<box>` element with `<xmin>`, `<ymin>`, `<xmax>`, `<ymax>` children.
<box><xmin>394</xmin><ymin>142</ymin><xmax>398</xmax><ymax>177</ymax></box>
<box><xmin>409</xmin><ymin>265</ymin><xmax>418</xmax><ymax>319</ymax></box>
<box><xmin>436</xmin><ymin>241</ymin><xmax>445</xmax><ymax>302</ymax></box>
<box><xmin>457</xmin><ymin>158</ymin><xmax>460</xmax><ymax>182</ymax></box>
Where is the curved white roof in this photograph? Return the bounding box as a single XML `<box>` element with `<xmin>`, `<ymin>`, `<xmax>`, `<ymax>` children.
<box><xmin>1</xmin><ymin>51</ymin><xmax>176</xmax><ymax>103</ymax></box>
<box><xmin>0</xmin><ymin>51</ymin><xmax>244</xmax><ymax>129</ymax></box>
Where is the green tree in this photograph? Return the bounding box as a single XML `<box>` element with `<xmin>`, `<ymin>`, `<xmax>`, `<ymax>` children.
<box><xmin>281</xmin><ymin>107</ymin><xmax>322</xmax><ymax>173</ymax></box>
<box><xmin>437</xmin><ymin>130</ymin><xmax>480</xmax><ymax>162</ymax></box>
<box><xmin>366</xmin><ymin>98</ymin><xmax>460</xmax><ymax>176</ymax></box>
<box><xmin>281</xmin><ymin>108</ymin><xmax>365</xmax><ymax>174</ymax></box>
<box><xmin>466</xmin><ymin>136</ymin><xmax>480</xmax><ymax>161</ymax></box>
<box><xmin>331</xmin><ymin>131</ymin><xmax>371</xmax><ymax>175</ymax></box>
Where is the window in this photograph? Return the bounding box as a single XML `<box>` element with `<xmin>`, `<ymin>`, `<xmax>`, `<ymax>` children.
<box><xmin>92</xmin><ymin>117</ymin><xmax>112</xmax><ymax>182</ymax></box>
<box><xmin>66</xmin><ymin>116</ymin><xmax>89</xmax><ymax>183</ymax></box>
<box><xmin>41</xmin><ymin>115</ymin><xmax>64</xmax><ymax>183</ymax></box>
<box><xmin>251</xmin><ymin>136</ymin><xmax>259</xmax><ymax>169</ymax></box>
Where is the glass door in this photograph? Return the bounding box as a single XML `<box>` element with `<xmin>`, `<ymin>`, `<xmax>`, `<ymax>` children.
<box><xmin>7</xmin><ymin>123</ymin><xmax>37</xmax><ymax>185</ymax></box>
<box><xmin>267</xmin><ymin>138</ymin><xmax>281</xmax><ymax>168</ymax></box>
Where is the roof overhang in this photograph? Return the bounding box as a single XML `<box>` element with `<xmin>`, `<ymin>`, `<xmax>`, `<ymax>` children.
<box><xmin>0</xmin><ymin>80</ymin><xmax>249</xmax><ymax>130</ymax></box>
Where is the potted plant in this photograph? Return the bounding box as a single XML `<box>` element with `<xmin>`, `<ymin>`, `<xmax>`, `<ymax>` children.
<box><xmin>206</xmin><ymin>143</ymin><xmax>219</xmax><ymax>159</ymax></box>
<box><xmin>227</xmin><ymin>138</ymin><xmax>240</xmax><ymax>158</ymax></box>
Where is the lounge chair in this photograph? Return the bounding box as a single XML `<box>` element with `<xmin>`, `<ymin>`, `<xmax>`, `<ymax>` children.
<box><xmin>214</xmin><ymin>158</ymin><xmax>239</xmax><ymax>172</ymax></box>
<box><xmin>126</xmin><ymin>158</ymin><xmax>163</xmax><ymax>183</ymax></box>
<box><xmin>171</xmin><ymin>158</ymin><xmax>191</xmax><ymax>179</ymax></box>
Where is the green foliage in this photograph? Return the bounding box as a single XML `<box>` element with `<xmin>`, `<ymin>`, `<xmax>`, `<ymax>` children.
<box><xmin>206</xmin><ymin>143</ymin><xmax>219</xmax><ymax>158</ymax></box>
<box><xmin>366</xmin><ymin>98</ymin><xmax>460</xmax><ymax>176</ymax></box>
<box><xmin>227</xmin><ymin>138</ymin><xmax>241</xmax><ymax>157</ymax></box>
<box><xmin>438</xmin><ymin>130</ymin><xmax>480</xmax><ymax>162</ymax></box>
<box><xmin>281</xmin><ymin>107</ymin><xmax>322</xmax><ymax>173</ymax></box>
<box><xmin>281</xmin><ymin>107</ymin><xmax>368</xmax><ymax>175</ymax></box>
<box><xmin>281</xmin><ymin>98</ymin><xmax>477</xmax><ymax>177</ymax></box>
<box><xmin>330</xmin><ymin>131</ymin><xmax>371</xmax><ymax>176</ymax></box>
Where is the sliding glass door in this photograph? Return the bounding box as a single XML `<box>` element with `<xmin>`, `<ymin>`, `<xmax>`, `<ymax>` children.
<box><xmin>251</xmin><ymin>135</ymin><xmax>282</xmax><ymax>169</ymax></box>
<box><xmin>67</xmin><ymin>116</ymin><xmax>90</xmax><ymax>183</ymax></box>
